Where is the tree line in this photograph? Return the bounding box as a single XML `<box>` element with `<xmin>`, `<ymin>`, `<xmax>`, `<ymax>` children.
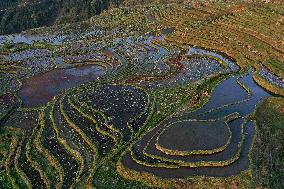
<box><xmin>0</xmin><ymin>0</ymin><xmax>124</xmax><ymax>35</ymax></box>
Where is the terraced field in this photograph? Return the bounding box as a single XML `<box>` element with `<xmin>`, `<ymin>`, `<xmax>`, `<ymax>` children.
<box><xmin>0</xmin><ymin>1</ymin><xmax>283</xmax><ymax>189</ymax></box>
<box><xmin>120</xmin><ymin>72</ymin><xmax>269</xmax><ymax>178</ymax></box>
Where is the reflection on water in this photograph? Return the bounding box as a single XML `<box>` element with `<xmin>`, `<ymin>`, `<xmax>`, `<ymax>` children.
<box><xmin>190</xmin><ymin>71</ymin><xmax>270</xmax><ymax>120</ymax></box>
<box><xmin>18</xmin><ymin>65</ymin><xmax>106</xmax><ymax>107</ymax></box>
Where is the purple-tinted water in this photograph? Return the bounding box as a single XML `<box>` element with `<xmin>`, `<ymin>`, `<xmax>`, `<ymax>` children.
<box><xmin>18</xmin><ymin>65</ymin><xmax>106</xmax><ymax>107</ymax></box>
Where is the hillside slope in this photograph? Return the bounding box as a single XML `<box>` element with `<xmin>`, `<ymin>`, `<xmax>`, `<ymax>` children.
<box><xmin>0</xmin><ymin>0</ymin><xmax>124</xmax><ymax>35</ymax></box>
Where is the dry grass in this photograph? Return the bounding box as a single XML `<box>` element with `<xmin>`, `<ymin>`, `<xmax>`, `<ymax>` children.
<box><xmin>147</xmin><ymin>1</ymin><xmax>284</xmax><ymax>95</ymax></box>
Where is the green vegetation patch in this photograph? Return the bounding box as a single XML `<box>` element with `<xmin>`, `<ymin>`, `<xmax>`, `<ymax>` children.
<box><xmin>0</xmin><ymin>170</ymin><xmax>14</xmax><ymax>189</ymax></box>
<box><xmin>0</xmin><ymin>41</ymin><xmax>55</xmax><ymax>53</ymax></box>
<box><xmin>252</xmin><ymin>97</ymin><xmax>284</xmax><ymax>189</ymax></box>
<box><xmin>93</xmin><ymin>162</ymin><xmax>157</xmax><ymax>189</ymax></box>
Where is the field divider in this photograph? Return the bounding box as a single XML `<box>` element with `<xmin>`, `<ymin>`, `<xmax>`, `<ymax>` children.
<box><xmin>72</xmin><ymin>95</ymin><xmax>122</xmax><ymax>141</ymax></box>
<box><xmin>236</xmin><ymin>78</ymin><xmax>252</xmax><ymax>95</ymax></box>
<box><xmin>26</xmin><ymin>128</ymin><xmax>50</xmax><ymax>189</ymax></box>
<box><xmin>186</xmin><ymin>54</ymin><xmax>229</xmax><ymax>69</ymax></box>
<box><xmin>37</xmin><ymin>109</ymin><xmax>63</xmax><ymax>189</ymax></box>
<box><xmin>5</xmin><ymin>135</ymin><xmax>20</xmax><ymax>189</ymax></box>
<box><xmin>154</xmin><ymin>119</ymin><xmax>232</xmax><ymax>156</ymax></box>
<box><xmin>50</xmin><ymin>97</ymin><xmax>84</xmax><ymax>188</ymax></box>
<box><xmin>130</xmin><ymin>150</ymin><xmax>179</xmax><ymax>169</ymax></box>
<box><xmin>66</xmin><ymin>96</ymin><xmax>118</xmax><ymax>145</ymax></box>
<box><xmin>140</xmin><ymin>117</ymin><xmax>246</xmax><ymax>168</ymax></box>
<box><xmin>59</xmin><ymin>94</ymin><xmax>99</xmax><ymax>181</ymax></box>
<box><xmin>192</xmin><ymin>96</ymin><xmax>252</xmax><ymax>118</ymax></box>
<box><xmin>218</xmin><ymin>22</ymin><xmax>284</xmax><ymax>54</ymax></box>
<box><xmin>14</xmin><ymin>132</ymin><xmax>33</xmax><ymax>189</ymax></box>
<box><xmin>253</xmin><ymin>73</ymin><xmax>284</xmax><ymax>96</ymax></box>
<box><xmin>94</xmin><ymin>92</ymin><xmax>157</xmax><ymax>173</ymax></box>
<box><xmin>154</xmin><ymin>112</ymin><xmax>239</xmax><ymax>157</ymax></box>
<box><xmin>122</xmin><ymin>89</ymin><xmax>150</xmax><ymax>137</ymax></box>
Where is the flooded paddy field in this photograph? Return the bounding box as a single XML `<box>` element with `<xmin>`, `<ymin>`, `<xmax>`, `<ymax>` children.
<box><xmin>18</xmin><ymin>65</ymin><xmax>106</xmax><ymax>107</ymax></box>
<box><xmin>121</xmin><ymin>71</ymin><xmax>270</xmax><ymax>178</ymax></box>
<box><xmin>0</xmin><ymin>1</ymin><xmax>283</xmax><ymax>189</ymax></box>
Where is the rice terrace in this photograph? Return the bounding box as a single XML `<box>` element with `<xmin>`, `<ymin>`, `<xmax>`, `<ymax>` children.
<box><xmin>0</xmin><ymin>0</ymin><xmax>283</xmax><ymax>189</ymax></box>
